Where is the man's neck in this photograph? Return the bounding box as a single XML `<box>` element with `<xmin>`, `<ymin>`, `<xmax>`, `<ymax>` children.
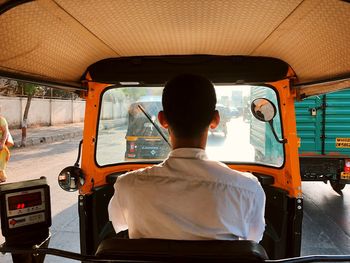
<box><xmin>171</xmin><ymin>130</ymin><xmax>208</xmax><ymax>150</ymax></box>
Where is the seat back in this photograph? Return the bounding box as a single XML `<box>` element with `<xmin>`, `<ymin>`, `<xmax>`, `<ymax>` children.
<box><xmin>95</xmin><ymin>238</ymin><xmax>268</xmax><ymax>262</ymax></box>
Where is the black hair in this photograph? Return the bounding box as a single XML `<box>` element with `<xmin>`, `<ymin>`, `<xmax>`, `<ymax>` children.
<box><xmin>162</xmin><ymin>74</ymin><xmax>217</xmax><ymax>138</ymax></box>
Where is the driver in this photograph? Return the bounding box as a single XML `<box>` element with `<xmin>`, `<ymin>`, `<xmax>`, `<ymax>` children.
<box><xmin>108</xmin><ymin>74</ymin><xmax>266</xmax><ymax>242</ymax></box>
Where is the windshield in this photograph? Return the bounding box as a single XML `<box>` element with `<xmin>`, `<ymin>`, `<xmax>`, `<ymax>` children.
<box><xmin>96</xmin><ymin>85</ymin><xmax>284</xmax><ymax>167</ymax></box>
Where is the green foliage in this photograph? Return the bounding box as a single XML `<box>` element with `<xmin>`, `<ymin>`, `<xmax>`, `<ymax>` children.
<box><xmin>0</xmin><ymin>78</ymin><xmax>77</xmax><ymax>99</ymax></box>
<box><xmin>52</xmin><ymin>88</ymin><xmax>75</xmax><ymax>99</ymax></box>
<box><xmin>120</xmin><ymin>87</ymin><xmax>162</xmax><ymax>101</ymax></box>
<box><xmin>21</xmin><ymin>82</ymin><xmax>46</xmax><ymax>97</ymax></box>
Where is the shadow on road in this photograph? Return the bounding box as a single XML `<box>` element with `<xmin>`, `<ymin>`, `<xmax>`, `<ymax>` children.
<box><xmin>46</xmin><ymin>203</ymin><xmax>80</xmax><ymax>263</ymax></box>
<box><xmin>9</xmin><ymin>140</ymin><xmax>82</xmax><ymax>163</ymax></box>
<box><xmin>302</xmin><ymin>183</ymin><xmax>350</xmax><ymax>255</ymax></box>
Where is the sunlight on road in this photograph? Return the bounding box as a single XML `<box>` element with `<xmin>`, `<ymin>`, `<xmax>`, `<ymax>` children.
<box><xmin>207</xmin><ymin>117</ymin><xmax>255</xmax><ymax>162</ymax></box>
<box><xmin>96</xmin><ymin>117</ymin><xmax>256</xmax><ymax>165</ymax></box>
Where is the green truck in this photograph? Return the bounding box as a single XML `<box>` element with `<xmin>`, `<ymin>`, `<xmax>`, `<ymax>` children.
<box><xmin>295</xmin><ymin>89</ymin><xmax>350</xmax><ymax>192</ymax></box>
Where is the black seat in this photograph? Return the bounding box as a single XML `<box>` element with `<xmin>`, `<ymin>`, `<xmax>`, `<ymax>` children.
<box><xmin>95</xmin><ymin>238</ymin><xmax>268</xmax><ymax>262</ymax></box>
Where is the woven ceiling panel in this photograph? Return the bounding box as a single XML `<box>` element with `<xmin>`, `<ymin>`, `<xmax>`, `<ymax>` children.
<box><xmin>0</xmin><ymin>1</ymin><xmax>115</xmax><ymax>82</ymax></box>
<box><xmin>254</xmin><ymin>0</ymin><xmax>350</xmax><ymax>82</ymax></box>
<box><xmin>56</xmin><ymin>0</ymin><xmax>300</xmax><ymax>56</ymax></box>
<box><xmin>0</xmin><ymin>0</ymin><xmax>349</xmax><ymax>83</ymax></box>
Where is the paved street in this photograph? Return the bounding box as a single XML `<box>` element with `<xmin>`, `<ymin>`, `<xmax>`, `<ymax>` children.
<box><xmin>0</xmin><ymin>138</ymin><xmax>81</xmax><ymax>263</ymax></box>
<box><xmin>302</xmin><ymin>182</ymin><xmax>350</xmax><ymax>255</ymax></box>
<box><xmin>0</xmin><ymin>125</ymin><xmax>349</xmax><ymax>262</ymax></box>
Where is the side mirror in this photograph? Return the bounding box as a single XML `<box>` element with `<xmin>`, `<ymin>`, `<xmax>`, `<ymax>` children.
<box><xmin>58</xmin><ymin>166</ymin><xmax>85</xmax><ymax>192</ymax></box>
<box><xmin>251</xmin><ymin>98</ymin><xmax>276</xmax><ymax>122</ymax></box>
<box><xmin>251</xmin><ymin>98</ymin><xmax>286</xmax><ymax>144</ymax></box>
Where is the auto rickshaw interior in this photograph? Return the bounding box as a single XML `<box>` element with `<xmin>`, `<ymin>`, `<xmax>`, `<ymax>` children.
<box><xmin>1</xmin><ymin>0</ymin><xmax>350</xmax><ymax>262</ymax></box>
<box><xmin>75</xmin><ymin>55</ymin><xmax>302</xmax><ymax>260</ymax></box>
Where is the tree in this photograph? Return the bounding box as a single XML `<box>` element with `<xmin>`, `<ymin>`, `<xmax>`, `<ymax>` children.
<box><xmin>0</xmin><ymin>78</ymin><xmax>76</xmax><ymax>146</ymax></box>
<box><xmin>20</xmin><ymin>83</ymin><xmax>45</xmax><ymax>147</ymax></box>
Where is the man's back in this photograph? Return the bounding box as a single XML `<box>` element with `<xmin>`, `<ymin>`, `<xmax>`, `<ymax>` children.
<box><xmin>108</xmin><ymin>148</ymin><xmax>265</xmax><ymax>242</ymax></box>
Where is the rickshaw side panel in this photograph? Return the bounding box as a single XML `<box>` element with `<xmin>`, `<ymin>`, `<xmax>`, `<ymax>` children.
<box><xmin>79</xmin><ymin>184</ymin><xmax>115</xmax><ymax>255</ymax></box>
<box><xmin>260</xmin><ymin>185</ymin><xmax>302</xmax><ymax>259</ymax></box>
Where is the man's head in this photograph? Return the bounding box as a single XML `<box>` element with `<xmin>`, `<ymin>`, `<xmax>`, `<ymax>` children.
<box><xmin>158</xmin><ymin>74</ymin><xmax>219</xmax><ymax>139</ymax></box>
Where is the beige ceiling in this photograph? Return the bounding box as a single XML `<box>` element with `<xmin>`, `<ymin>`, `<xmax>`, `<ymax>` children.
<box><xmin>0</xmin><ymin>0</ymin><xmax>349</xmax><ymax>84</ymax></box>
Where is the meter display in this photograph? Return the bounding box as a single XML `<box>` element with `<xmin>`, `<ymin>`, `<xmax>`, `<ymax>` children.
<box><xmin>8</xmin><ymin>191</ymin><xmax>42</xmax><ymax>210</ymax></box>
<box><xmin>0</xmin><ymin>177</ymin><xmax>51</xmax><ymax>244</ymax></box>
<box><xmin>6</xmin><ymin>189</ymin><xmax>46</xmax><ymax>218</ymax></box>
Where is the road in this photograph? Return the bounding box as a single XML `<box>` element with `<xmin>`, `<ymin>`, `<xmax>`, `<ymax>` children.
<box><xmin>0</xmin><ymin>134</ymin><xmax>349</xmax><ymax>262</ymax></box>
<box><xmin>302</xmin><ymin>182</ymin><xmax>350</xmax><ymax>255</ymax></box>
<box><xmin>0</xmin><ymin>139</ymin><xmax>81</xmax><ymax>263</ymax></box>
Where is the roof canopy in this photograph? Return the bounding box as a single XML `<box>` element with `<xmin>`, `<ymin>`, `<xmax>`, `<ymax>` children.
<box><xmin>0</xmin><ymin>0</ymin><xmax>349</xmax><ymax>89</ymax></box>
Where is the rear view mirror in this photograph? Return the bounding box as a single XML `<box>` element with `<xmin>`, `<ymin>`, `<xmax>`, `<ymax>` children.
<box><xmin>251</xmin><ymin>98</ymin><xmax>286</xmax><ymax>144</ymax></box>
<box><xmin>58</xmin><ymin>166</ymin><xmax>85</xmax><ymax>192</ymax></box>
<box><xmin>251</xmin><ymin>98</ymin><xmax>276</xmax><ymax>122</ymax></box>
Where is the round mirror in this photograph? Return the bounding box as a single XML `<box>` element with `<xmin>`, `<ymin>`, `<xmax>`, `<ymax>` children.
<box><xmin>58</xmin><ymin>166</ymin><xmax>84</xmax><ymax>192</ymax></box>
<box><xmin>251</xmin><ymin>98</ymin><xmax>276</xmax><ymax>122</ymax></box>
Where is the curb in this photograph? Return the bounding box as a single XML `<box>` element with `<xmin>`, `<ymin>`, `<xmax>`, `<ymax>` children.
<box><xmin>13</xmin><ymin>130</ymin><xmax>83</xmax><ymax>148</ymax></box>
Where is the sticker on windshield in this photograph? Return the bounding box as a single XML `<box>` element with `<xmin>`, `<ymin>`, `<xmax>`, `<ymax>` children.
<box><xmin>336</xmin><ymin>138</ymin><xmax>350</xmax><ymax>148</ymax></box>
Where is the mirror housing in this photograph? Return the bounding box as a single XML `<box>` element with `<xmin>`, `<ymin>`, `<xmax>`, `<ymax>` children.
<box><xmin>251</xmin><ymin>98</ymin><xmax>276</xmax><ymax>122</ymax></box>
<box><xmin>251</xmin><ymin>98</ymin><xmax>286</xmax><ymax>144</ymax></box>
<box><xmin>58</xmin><ymin>166</ymin><xmax>85</xmax><ymax>192</ymax></box>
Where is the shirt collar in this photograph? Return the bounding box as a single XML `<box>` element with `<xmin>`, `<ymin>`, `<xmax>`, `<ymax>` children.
<box><xmin>168</xmin><ymin>148</ymin><xmax>208</xmax><ymax>160</ymax></box>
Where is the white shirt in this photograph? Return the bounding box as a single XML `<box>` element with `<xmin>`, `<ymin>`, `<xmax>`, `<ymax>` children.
<box><xmin>108</xmin><ymin>148</ymin><xmax>266</xmax><ymax>242</ymax></box>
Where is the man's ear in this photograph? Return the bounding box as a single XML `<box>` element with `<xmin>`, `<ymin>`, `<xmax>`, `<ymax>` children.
<box><xmin>209</xmin><ymin>110</ymin><xmax>220</xmax><ymax>129</ymax></box>
<box><xmin>158</xmin><ymin>111</ymin><xmax>169</xmax><ymax>129</ymax></box>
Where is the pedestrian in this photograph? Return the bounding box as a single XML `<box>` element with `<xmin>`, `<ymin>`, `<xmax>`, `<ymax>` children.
<box><xmin>0</xmin><ymin>106</ymin><xmax>12</xmax><ymax>183</ymax></box>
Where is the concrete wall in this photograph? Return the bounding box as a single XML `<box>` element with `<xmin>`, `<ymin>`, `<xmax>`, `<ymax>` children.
<box><xmin>0</xmin><ymin>96</ymin><xmax>86</xmax><ymax>128</ymax></box>
<box><xmin>0</xmin><ymin>96</ymin><xmax>22</xmax><ymax>127</ymax></box>
<box><xmin>0</xmin><ymin>96</ymin><xmax>131</xmax><ymax>129</ymax></box>
<box><xmin>73</xmin><ymin>100</ymin><xmax>85</xmax><ymax>123</ymax></box>
<box><xmin>26</xmin><ymin>99</ymin><xmax>51</xmax><ymax>126</ymax></box>
<box><xmin>51</xmin><ymin>99</ymin><xmax>73</xmax><ymax>124</ymax></box>
<box><xmin>99</xmin><ymin>99</ymin><xmax>130</xmax><ymax>129</ymax></box>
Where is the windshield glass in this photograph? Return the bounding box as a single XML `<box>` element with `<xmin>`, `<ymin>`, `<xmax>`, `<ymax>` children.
<box><xmin>96</xmin><ymin>85</ymin><xmax>284</xmax><ymax>167</ymax></box>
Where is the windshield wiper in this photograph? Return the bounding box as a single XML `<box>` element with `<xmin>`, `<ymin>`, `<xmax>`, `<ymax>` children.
<box><xmin>137</xmin><ymin>104</ymin><xmax>171</xmax><ymax>147</ymax></box>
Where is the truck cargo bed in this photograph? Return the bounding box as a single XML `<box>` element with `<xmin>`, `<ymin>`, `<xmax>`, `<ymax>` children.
<box><xmin>295</xmin><ymin>89</ymin><xmax>350</xmax><ymax>192</ymax></box>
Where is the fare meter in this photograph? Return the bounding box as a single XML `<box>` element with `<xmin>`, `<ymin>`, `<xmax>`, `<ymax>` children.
<box><xmin>0</xmin><ymin>177</ymin><xmax>51</xmax><ymax>246</ymax></box>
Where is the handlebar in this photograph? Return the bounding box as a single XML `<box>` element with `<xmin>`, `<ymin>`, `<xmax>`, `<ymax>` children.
<box><xmin>0</xmin><ymin>245</ymin><xmax>147</xmax><ymax>262</ymax></box>
<box><xmin>1</xmin><ymin>244</ymin><xmax>350</xmax><ymax>263</ymax></box>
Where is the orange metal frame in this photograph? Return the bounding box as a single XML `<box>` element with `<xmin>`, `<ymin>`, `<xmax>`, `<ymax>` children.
<box><xmin>80</xmin><ymin>79</ymin><xmax>301</xmax><ymax>198</ymax></box>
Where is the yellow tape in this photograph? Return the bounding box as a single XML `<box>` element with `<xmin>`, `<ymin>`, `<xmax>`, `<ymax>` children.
<box><xmin>336</xmin><ymin>138</ymin><xmax>350</xmax><ymax>148</ymax></box>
